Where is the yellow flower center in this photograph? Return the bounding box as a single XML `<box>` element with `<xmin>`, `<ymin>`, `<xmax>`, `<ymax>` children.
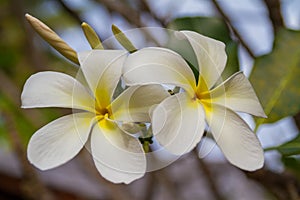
<box><xmin>195</xmin><ymin>76</ymin><xmax>210</xmax><ymax>100</ymax></box>
<box><xmin>95</xmin><ymin>102</ymin><xmax>112</xmax><ymax>121</ymax></box>
<box><xmin>194</xmin><ymin>76</ymin><xmax>213</xmax><ymax>113</ymax></box>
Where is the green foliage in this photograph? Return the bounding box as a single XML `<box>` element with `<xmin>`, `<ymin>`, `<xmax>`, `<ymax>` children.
<box><xmin>266</xmin><ymin>134</ymin><xmax>300</xmax><ymax>156</ymax></box>
<box><xmin>282</xmin><ymin>157</ymin><xmax>300</xmax><ymax>179</ymax></box>
<box><xmin>250</xmin><ymin>29</ymin><xmax>300</xmax><ymax>125</ymax></box>
<box><xmin>168</xmin><ymin>17</ymin><xmax>239</xmax><ymax>79</ymax></box>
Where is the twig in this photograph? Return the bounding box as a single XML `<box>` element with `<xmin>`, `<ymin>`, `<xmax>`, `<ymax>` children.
<box><xmin>152</xmin><ymin>169</ymin><xmax>182</xmax><ymax>200</ymax></box>
<box><xmin>245</xmin><ymin>168</ymin><xmax>300</xmax><ymax>200</ymax></box>
<box><xmin>56</xmin><ymin>0</ymin><xmax>82</xmax><ymax>25</ymax></box>
<box><xmin>146</xmin><ymin>146</ymin><xmax>183</xmax><ymax>200</ymax></box>
<box><xmin>96</xmin><ymin>0</ymin><xmax>142</xmax><ymax>27</ymax></box>
<box><xmin>94</xmin><ymin>0</ymin><xmax>161</xmax><ymax>46</ymax></box>
<box><xmin>210</xmin><ymin>0</ymin><xmax>256</xmax><ymax>58</ymax></box>
<box><xmin>263</xmin><ymin>0</ymin><xmax>284</xmax><ymax>33</ymax></box>
<box><xmin>293</xmin><ymin>112</ymin><xmax>300</xmax><ymax>130</ymax></box>
<box><xmin>140</xmin><ymin>0</ymin><xmax>167</xmax><ymax>27</ymax></box>
<box><xmin>193</xmin><ymin>150</ymin><xmax>225</xmax><ymax>200</ymax></box>
<box><xmin>77</xmin><ymin>149</ymin><xmax>135</xmax><ymax>200</ymax></box>
<box><xmin>143</xmin><ymin>173</ymin><xmax>156</xmax><ymax>200</ymax></box>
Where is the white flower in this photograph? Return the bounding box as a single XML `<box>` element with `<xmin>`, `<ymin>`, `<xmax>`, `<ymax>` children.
<box><xmin>21</xmin><ymin>50</ymin><xmax>169</xmax><ymax>183</ymax></box>
<box><xmin>123</xmin><ymin>31</ymin><xmax>266</xmax><ymax>171</ymax></box>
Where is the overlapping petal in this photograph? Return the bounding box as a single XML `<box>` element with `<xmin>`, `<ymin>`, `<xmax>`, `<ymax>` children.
<box><xmin>91</xmin><ymin>120</ymin><xmax>146</xmax><ymax>184</ymax></box>
<box><xmin>181</xmin><ymin>31</ymin><xmax>227</xmax><ymax>89</ymax></box>
<box><xmin>78</xmin><ymin>50</ymin><xmax>128</xmax><ymax>108</ymax></box>
<box><xmin>205</xmin><ymin>104</ymin><xmax>264</xmax><ymax>171</ymax></box>
<box><xmin>123</xmin><ymin>47</ymin><xmax>196</xmax><ymax>96</ymax></box>
<box><xmin>21</xmin><ymin>72</ymin><xmax>95</xmax><ymax>112</ymax></box>
<box><xmin>207</xmin><ymin>72</ymin><xmax>266</xmax><ymax>117</ymax></box>
<box><xmin>152</xmin><ymin>93</ymin><xmax>205</xmax><ymax>155</ymax></box>
<box><xmin>27</xmin><ymin>112</ymin><xmax>95</xmax><ymax>170</ymax></box>
<box><xmin>111</xmin><ymin>84</ymin><xmax>170</xmax><ymax>123</ymax></box>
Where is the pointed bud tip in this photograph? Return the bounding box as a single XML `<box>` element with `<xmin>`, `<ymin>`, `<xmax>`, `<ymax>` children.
<box><xmin>25</xmin><ymin>13</ymin><xmax>33</xmax><ymax>20</ymax></box>
<box><xmin>111</xmin><ymin>24</ymin><xmax>121</xmax><ymax>33</ymax></box>
<box><xmin>81</xmin><ymin>22</ymin><xmax>88</xmax><ymax>27</ymax></box>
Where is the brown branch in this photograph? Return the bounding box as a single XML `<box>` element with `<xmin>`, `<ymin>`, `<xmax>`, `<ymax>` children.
<box><xmin>211</xmin><ymin>0</ymin><xmax>256</xmax><ymax>58</ymax></box>
<box><xmin>0</xmin><ymin>170</ymin><xmax>102</xmax><ymax>200</ymax></box>
<box><xmin>94</xmin><ymin>0</ymin><xmax>161</xmax><ymax>46</ymax></box>
<box><xmin>263</xmin><ymin>0</ymin><xmax>284</xmax><ymax>33</ymax></box>
<box><xmin>143</xmin><ymin>173</ymin><xmax>156</xmax><ymax>200</ymax></box>
<box><xmin>56</xmin><ymin>0</ymin><xmax>82</xmax><ymax>25</ymax></box>
<box><xmin>96</xmin><ymin>0</ymin><xmax>142</xmax><ymax>27</ymax></box>
<box><xmin>193</xmin><ymin>150</ymin><xmax>225</xmax><ymax>200</ymax></box>
<box><xmin>151</xmin><ymin>169</ymin><xmax>183</xmax><ymax>200</ymax></box>
<box><xmin>293</xmin><ymin>112</ymin><xmax>300</xmax><ymax>130</ymax></box>
<box><xmin>56</xmin><ymin>0</ymin><xmax>108</xmax><ymax>44</ymax></box>
<box><xmin>140</xmin><ymin>0</ymin><xmax>167</xmax><ymax>27</ymax></box>
<box><xmin>245</xmin><ymin>169</ymin><xmax>300</xmax><ymax>200</ymax></box>
<box><xmin>77</xmin><ymin>149</ymin><xmax>135</xmax><ymax>200</ymax></box>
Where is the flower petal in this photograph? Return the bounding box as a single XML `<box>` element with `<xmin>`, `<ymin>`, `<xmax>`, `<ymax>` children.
<box><xmin>206</xmin><ymin>104</ymin><xmax>264</xmax><ymax>171</ymax></box>
<box><xmin>123</xmin><ymin>47</ymin><xmax>196</xmax><ymax>96</ymax></box>
<box><xmin>208</xmin><ymin>72</ymin><xmax>266</xmax><ymax>117</ymax></box>
<box><xmin>111</xmin><ymin>85</ymin><xmax>170</xmax><ymax>123</ymax></box>
<box><xmin>181</xmin><ymin>31</ymin><xmax>227</xmax><ymax>88</ymax></box>
<box><xmin>78</xmin><ymin>50</ymin><xmax>128</xmax><ymax>108</ymax></box>
<box><xmin>21</xmin><ymin>72</ymin><xmax>95</xmax><ymax>112</ymax></box>
<box><xmin>91</xmin><ymin>120</ymin><xmax>146</xmax><ymax>184</ymax></box>
<box><xmin>152</xmin><ymin>93</ymin><xmax>205</xmax><ymax>155</ymax></box>
<box><xmin>27</xmin><ymin>112</ymin><xmax>95</xmax><ymax>170</ymax></box>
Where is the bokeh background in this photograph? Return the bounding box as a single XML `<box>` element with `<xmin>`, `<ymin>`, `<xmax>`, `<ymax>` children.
<box><xmin>1</xmin><ymin>0</ymin><xmax>300</xmax><ymax>199</ymax></box>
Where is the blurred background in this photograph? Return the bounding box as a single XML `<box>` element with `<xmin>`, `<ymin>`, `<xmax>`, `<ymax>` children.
<box><xmin>1</xmin><ymin>0</ymin><xmax>300</xmax><ymax>199</ymax></box>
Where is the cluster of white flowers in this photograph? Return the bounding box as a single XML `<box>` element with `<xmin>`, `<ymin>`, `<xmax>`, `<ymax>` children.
<box><xmin>21</xmin><ymin>28</ymin><xmax>266</xmax><ymax>184</ymax></box>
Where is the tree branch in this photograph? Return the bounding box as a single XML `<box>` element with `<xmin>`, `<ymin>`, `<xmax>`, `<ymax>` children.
<box><xmin>211</xmin><ymin>0</ymin><xmax>256</xmax><ymax>58</ymax></box>
<box><xmin>94</xmin><ymin>0</ymin><xmax>161</xmax><ymax>46</ymax></box>
<box><xmin>263</xmin><ymin>0</ymin><xmax>284</xmax><ymax>33</ymax></box>
<box><xmin>56</xmin><ymin>0</ymin><xmax>82</xmax><ymax>25</ymax></box>
<box><xmin>139</xmin><ymin>0</ymin><xmax>167</xmax><ymax>27</ymax></box>
<box><xmin>96</xmin><ymin>0</ymin><xmax>143</xmax><ymax>27</ymax></box>
<box><xmin>193</xmin><ymin>150</ymin><xmax>225</xmax><ymax>200</ymax></box>
<box><xmin>77</xmin><ymin>149</ymin><xmax>135</xmax><ymax>200</ymax></box>
<box><xmin>293</xmin><ymin>112</ymin><xmax>300</xmax><ymax>130</ymax></box>
<box><xmin>245</xmin><ymin>168</ymin><xmax>300</xmax><ymax>200</ymax></box>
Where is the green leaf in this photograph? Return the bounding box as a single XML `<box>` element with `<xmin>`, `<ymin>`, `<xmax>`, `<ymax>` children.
<box><xmin>265</xmin><ymin>134</ymin><xmax>300</xmax><ymax>156</ymax></box>
<box><xmin>250</xmin><ymin>29</ymin><xmax>300</xmax><ymax>125</ymax></box>
<box><xmin>281</xmin><ymin>157</ymin><xmax>300</xmax><ymax>179</ymax></box>
<box><xmin>168</xmin><ymin>17</ymin><xmax>239</xmax><ymax>79</ymax></box>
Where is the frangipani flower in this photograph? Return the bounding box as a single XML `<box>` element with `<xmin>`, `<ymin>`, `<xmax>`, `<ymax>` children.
<box><xmin>123</xmin><ymin>31</ymin><xmax>266</xmax><ymax>171</ymax></box>
<box><xmin>21</xmin><ymin>50</ymin><xmax>169</xmax><ymax>183</ymax></box>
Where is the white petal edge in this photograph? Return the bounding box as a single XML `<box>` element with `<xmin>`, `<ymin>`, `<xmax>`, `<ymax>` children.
<box><xmin>208</xmin><ymin>72</ymin><xmax>267</xmax><ymax>118</ymax></box>
<box><xmin>21</xmin><ymin>71</ymin><xmax>95</xmax><ymax>112</ymax></box>
<box><xmin>181</xmin><ymin>31</ymin><xmax>227</xmax><ymax>89</ymax></box>
<box><xmin>78</xmin><ymin>50</ymin><xmax>128</xmax><ymax>108</ymax></box>
<box><xmin>27</xmin><ymin>112</ymin><xmax>95</xmax><ymax>170</ymax></box>
<box><xmin>152</xmin><ymin>92</ymin><xmax>205</xmax><ymax>155</ymax></box>
<box><xmin>111</xmin><ymin>84</ymin><xmax>170</xmax><ymax>123</ymax></box>
<box><xmin>91</xmin><ymin>120</ymin><xmax>146</xmax><ymax>184</ymax></box>
<box><xmin>123</xmin><ymin>47</ymin><xmax>196</xmax><ymax>96</ymax></box>
<box><xmin>206</xmin><ymin>104</ymin><xmax>264</xmax><ymax>171</ymax></box>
